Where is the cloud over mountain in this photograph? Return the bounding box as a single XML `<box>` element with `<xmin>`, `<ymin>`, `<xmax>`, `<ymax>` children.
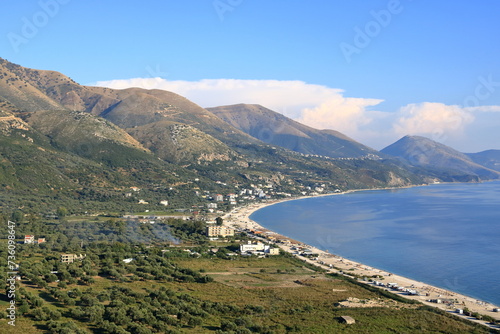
<box><xmin>95</xmin><ymin>78</ymin><xmax>500</xmax><ymax>152</ymax></box>
<box><xmin>394</xmin><ymin>102</ymin><xmax>475</xmax><ymax>138</ymax></box>
<box><xmin>95</xmin><ymin>78</ymin><xmax>385</xmax><ymax>140</ymax></box>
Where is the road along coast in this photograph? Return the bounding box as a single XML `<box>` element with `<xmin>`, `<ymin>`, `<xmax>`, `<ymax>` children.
<box><xmin>223</xmin><ymin>192</ymin><xmax>500</xmax><ymax>330</ymax></box>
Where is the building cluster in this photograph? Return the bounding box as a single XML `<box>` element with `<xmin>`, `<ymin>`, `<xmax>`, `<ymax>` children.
<box><xmin>124</xmin><ymin>174</ymin><xmax>342</xmax><ymax>217</ymax></box>
<box><xmin>373</xmin><ymin>281</ymin><xmax>421</xmax><ymax>296</ymax></box>
<box><xmin>24</xmin><ymin>235</ymin><xmax>46</xmax><ymax>244</ymax></box>
<box><xmin>202</xmin><ymin>183</ymin><xmax>279</xmax><ymax>213</ymax></box>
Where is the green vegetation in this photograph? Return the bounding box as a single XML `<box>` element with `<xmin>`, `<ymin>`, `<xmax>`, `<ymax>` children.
<box><xmin>1</xmin><ymin>214</ymin><xmax>498</xmax><ymax>333</ymax></box>
<box><xmin>1</xmin><ymin>55</ymin><xmax>499</xmax><ymax>334</ymax></box>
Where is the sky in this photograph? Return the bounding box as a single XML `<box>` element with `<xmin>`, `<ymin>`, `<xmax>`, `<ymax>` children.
<box><xmin>1</xmin><ymin>0</ymin><xmax>500</xmax><ymax>152</ymax></box>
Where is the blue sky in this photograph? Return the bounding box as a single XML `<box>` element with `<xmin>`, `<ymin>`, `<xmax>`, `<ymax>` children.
<box><xmin>1</xmin><ymin>0</ymin><xmax>500</xmax><ymax>151</ymax></box>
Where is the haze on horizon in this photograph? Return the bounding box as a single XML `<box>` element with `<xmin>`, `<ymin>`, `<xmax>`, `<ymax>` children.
<box><xmin>1</xmin><ymin>0</ymin><xmax>499</xmax><ymax>152</ymax></box>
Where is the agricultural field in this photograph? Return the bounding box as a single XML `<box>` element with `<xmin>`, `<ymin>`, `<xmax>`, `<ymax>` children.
<box><xmin>1</xmin><ymin>244</ymin><xmax>495</xmax><ymax>334</ymax></box>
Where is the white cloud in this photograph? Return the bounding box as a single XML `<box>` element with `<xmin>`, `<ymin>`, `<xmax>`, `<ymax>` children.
<box><xmin>297</xmin><ymin>96</ymin><xmax>383</xmax><ymax>134</ymax></box>
<box><xmin>464</xmin><ymin>105</ymin><xmax>500</xmax><ymax>113</ymax></box>
<box><xmin>393</xmin><ymin>102</ymin><xmax>475</xmax><ymax>139</ymax></box>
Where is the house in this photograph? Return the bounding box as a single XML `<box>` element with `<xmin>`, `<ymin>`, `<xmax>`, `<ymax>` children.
<box><xmin>268</xmin><ymin>248</ymin><xmax>280</xmax><ymax>255</ymax></box>
<box><xmin>37</xmin><ymin>238</ymin><xmax>46</xmax><ymax>244</ymax></box>
<box><xmin>207</xmin><ymin>203</ymin><xmax>218</xmax><ymax>209</ymax></box>
<box><xmin>215</xmin><ymin>194</ymin><xmax>224</xmax><ymax>202</ymax></box>
<box><xmin>206</xmin><ymin>225</ymin><xmax>235</xmax><ymax>237</ymax></box>
<box><xmin>24</xmin><ymin>235</ymin><xmax>35</xmax><ymax>244</ymax></box>
<box><xmin>138</xmin><ymin>199</ymin><xmax>149</xmax><ymax>204</ymax></box>
<box><xmin>122</xmin><ymin>258</ymin><xmax>134</xmax><ymax>264</ymax></box>
<box><xmin>339</xmin><ymin>316</ymin><xmax>355</xmax><ymax>325</ymax></box>
<box><xmin>60</xmin><ymin>254</ymin><xmax>86</xmax><ymax>263</ymax></box>
<box><xmin>160</xmin><ymin>200</ymin><xmax>169</xmax><ymax>206</ymax></box>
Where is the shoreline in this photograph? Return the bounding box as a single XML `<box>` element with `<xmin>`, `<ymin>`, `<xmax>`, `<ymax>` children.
<box><xmin>223</xmin><ymin>188</ymin><xmax>500</xmax><ymax>328</ymax></box>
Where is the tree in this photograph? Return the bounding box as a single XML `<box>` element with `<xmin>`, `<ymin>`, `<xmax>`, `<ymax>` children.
<box><xmin>31</xmin><ymin>308</ymin><xmax>48</xmax><ymax>321</ymax></box>
<box><xmin>56</xmin><ymin>207</ymin><xmax>68</xmax><ymax>218</ymax></box>
<box><xmin>88</xmin><ymin>305</ymin><xmax>105</xmax><ymax>323</ymax></box>
<box><xmin>188</xmin><ymin>316</ymin><xmax>203</xmax><ymax>327</ymax></box>
<box><xmin>221</xmin><ymin>320</ymin><xmax>237</xmax><ymax>331</ymax></box>
<box><xmin>11</xmin><ymin>210</ymin><xmax>24</xmax><ymax>223</ymax></box>
<box><xmin>215</xmin><ymin>217</ymin><xmax>223</xmax><ymax>226</ymax></box>
<box><xmin>80</xmin><ymin>295</ymin><xmax>98</xmax><ymax>307</ymax></box>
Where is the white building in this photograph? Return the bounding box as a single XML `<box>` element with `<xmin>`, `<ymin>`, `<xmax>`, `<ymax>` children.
<box><xmin>240</xmin><ymin>241</ymin><xmax>267</xmax><ymax>252</ymax></box>
<box><xmin>24</xmin><ymin>235</ymin><xmax>35</xmax><ymax>244</ymax></box>
<box><xmin>240</xmin><ymin>241</ymin><xmax>279</xmax><ymax>255</ymax></box>
<box><xmin>61</xmin><ymin>254</ymin><xmax>86</xmax><ymax>263</ymax></box>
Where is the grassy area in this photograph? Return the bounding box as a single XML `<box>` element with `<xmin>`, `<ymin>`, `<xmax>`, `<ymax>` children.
<box><xmin>1</xmin><ymin>244</ymin><xmax>497</xmax><ymax>333</ymax></box>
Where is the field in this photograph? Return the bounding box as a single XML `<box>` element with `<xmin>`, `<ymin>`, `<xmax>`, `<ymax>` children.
<box><xmin>1</xmin><ymin>248</ymin><xmax>495</xmax><ymax>334</ymax></box>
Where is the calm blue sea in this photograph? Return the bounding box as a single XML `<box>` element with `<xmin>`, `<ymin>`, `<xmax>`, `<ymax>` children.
<box><xmin>250</xmin><ymin>181</ymin><xmax>500</xmax><ymax>306</ymax></box>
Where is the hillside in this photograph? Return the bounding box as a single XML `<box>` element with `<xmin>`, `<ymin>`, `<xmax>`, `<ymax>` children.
<box><xmin>3</xmin><ymin>58</ymin><xmax>484</xmax><ymax>214</ymax></box>
<box><xmin>2</xmin><ymin>217</ymin><xmax>496</xmax><ymax>334</ymax></box>
<box><xmin>381</xmin><ymin>135</ymin><xmax>500</xmax><ymax>182</ymax></box>
<box><xmin>6</xmin><ymin>110</ymin><xmax>227</xmax><ymax>213</ymax></box>
<box><xmin>466</xmin><ymin>150</ymin><xmax>500</xmax><ymax>172</ymax></box>
<box><xmin>207</xmin><ymin>104</ymin><xmax>380</xmax><ymax>158</ymax></box>
<box><xmin>0</xmin><ymin>58</ymin><xmax>65</xmax><ymax>112</ymax></box>
<box><xmin>25</xmin><ymin>109</ymin><xmax>152</xmax><ymax>165</ymax></box>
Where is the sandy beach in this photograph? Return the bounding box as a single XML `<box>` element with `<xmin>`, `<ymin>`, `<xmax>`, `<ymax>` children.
<box><xmin>222</xmin><ymin>193</ymin><xmax>500</xmax><ymax>329</ymax></box>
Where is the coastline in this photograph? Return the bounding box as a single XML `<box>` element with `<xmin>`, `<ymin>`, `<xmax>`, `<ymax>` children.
<box><xmin>223</xmin><ymin>189</ymin><xmax>500</xmax><ymax>328</ymax></box>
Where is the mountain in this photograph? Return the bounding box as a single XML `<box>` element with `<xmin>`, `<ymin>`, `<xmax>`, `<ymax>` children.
<box><xmin>0</xmin><ymin>57</ymin><xmax>255</xmax><ymax>164</ymax></box>
<box><xmin>207</xmin><ymin>104</ymin><xmax>380</xmax><ymax>158</ymax></box>
<box><xmin>466</xmin><ymin>150</ymin><xmax>500</xmax><ymax>172</ymax></box>
<box><xmin>0</xmin><ymin>58</ymin><xmax>65</xmax><ymax>112</ymax></box>
<box><xmin>381</xmin><ymin>135</ymin><xmax>500</xmax><ymax>181</ymax></box>
<box><xmin>1</xmin><ymin>58</ymin><xmax>461</xmax><ymax>213</ymax></box>
<box><xmin>25</xmin><ymin>109</ymin><xmax>153</xmax><ymax>165</ymax></box>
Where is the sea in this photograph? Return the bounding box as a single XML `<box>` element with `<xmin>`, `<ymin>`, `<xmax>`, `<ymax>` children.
<box><xmin>250</xmin><ymin>181</ymin><xmax>500</xmax><ymax>306</ymax></box>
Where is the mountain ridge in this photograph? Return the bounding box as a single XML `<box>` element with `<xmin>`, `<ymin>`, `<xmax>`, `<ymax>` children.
<box><xmin>207</xmin><ymin>103</ymin><xmax>379</xmax><ymax>158</ymax></box>
<box><xmin>466</xmin><ymin>149</ymin><xmax>500</xmax><ymax>172</ymax></box>
<box><xmin>1</xmin><ymin>58</ymin><xmax>499</xmax><ymax>213</ymax></box>
<box><xmin>381</xmin><ymin>135</ymin><xmax>500</xmax><ymax>182</ymax></box>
